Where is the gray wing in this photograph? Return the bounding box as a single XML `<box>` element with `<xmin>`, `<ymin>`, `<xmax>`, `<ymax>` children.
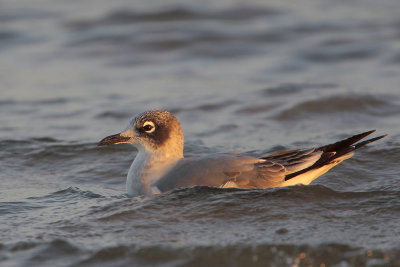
<box><xmin>154</xmin><ymin>150</ymin><xmax>322</xmax><ymax>192</ymax></box>
<box><xmin>251</xmin><ymin>149</ymin><xmax>322</xmax><ymax>187</ymax></box>
<box><xmin>155</xmin><ymin>130</ymin><xmax>386</xmax><ymax>193</ymax></box>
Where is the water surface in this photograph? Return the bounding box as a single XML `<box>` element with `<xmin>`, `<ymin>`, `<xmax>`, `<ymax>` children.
<box><xmin>1</xmin><ymin>0</ymin><xmax>400</xmax><ymax>266</ymax></box>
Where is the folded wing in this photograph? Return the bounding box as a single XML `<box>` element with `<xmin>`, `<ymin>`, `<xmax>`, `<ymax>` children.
<box><xmin>155</xmin><ymin>130</ymin><xmax>386</xmax><ymax>192</ymax></box>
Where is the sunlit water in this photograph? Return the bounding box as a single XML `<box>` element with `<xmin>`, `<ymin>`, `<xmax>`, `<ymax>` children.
<box><xmin>1</xmin><ymin>0</ymin><xmax>400</xmax><ymax>266</ymax></box>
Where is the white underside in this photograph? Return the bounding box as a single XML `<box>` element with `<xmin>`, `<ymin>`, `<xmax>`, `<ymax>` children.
<box><xmin>126</xmin><ymin>149</ymin><xmax>180</xmax><ymax>196</ymax></box>
<box><xmin>278</xmin><ymin>152</ymin><xmax>354</xmax><ymax>187</ymax></box>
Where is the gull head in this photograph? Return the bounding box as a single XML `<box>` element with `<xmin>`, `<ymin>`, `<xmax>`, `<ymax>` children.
<box><xmin>98</xmin><ymin>110</ymin><xmax>184</xmax><ymax>156</ymax></box>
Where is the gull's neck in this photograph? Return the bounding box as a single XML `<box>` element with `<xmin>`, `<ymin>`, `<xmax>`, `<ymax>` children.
<box><xmin>126</xmin><ymin>147</ymin><xmax>183</xmax><ymax>196</ymax></box>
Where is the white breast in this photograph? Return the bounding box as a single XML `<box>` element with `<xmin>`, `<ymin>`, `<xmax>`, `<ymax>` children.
<box><xmin>126</xmin><ymin>150</ymin><xmax>180</xmax><ymax>196</ymax></box>
<box><xmin>126</xmin><ymin>150</ymin><xmax>151</xmax><ymax>196</ymax></box>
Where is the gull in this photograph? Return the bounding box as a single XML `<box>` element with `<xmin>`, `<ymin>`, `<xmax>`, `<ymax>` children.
<box><xmin>98</xmin><ymin>110</ymin><xmax>386</xmax><ymax>196</ymax></box>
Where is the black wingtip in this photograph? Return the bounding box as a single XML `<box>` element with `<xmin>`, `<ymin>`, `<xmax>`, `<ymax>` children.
<box><xmin>350</xmin><ymin>129</ymin><xmax>376</xmax><ymax>140</ymax></box>
<box><xmin>283</xmin><ymin>131</ymin><xmax>386</xmax><ymax>181</ymax></box>
<box><xmin>354</xmin><ymin>134</ymin><xmax>388</xmax><ymax>149</ymax></box>
<box><xmin>319</xmin><ymin>129</ymin><xmax>376</xmax><ymax>152</ymax></box>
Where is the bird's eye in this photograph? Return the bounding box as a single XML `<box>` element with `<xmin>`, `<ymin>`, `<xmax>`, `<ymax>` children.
<box><xmin>142</xmin><ymin>121</ymin><xmax>155</xmax><ymax>133</ymax></box>
<box><xmin>143</xmin><ymin>125</ymin><xmax>153</xmax><ymax>131</ymax></box>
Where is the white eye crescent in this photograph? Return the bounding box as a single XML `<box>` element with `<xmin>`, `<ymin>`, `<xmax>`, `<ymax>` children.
<box><xmin>142</xmin><ymin>121</ymin><xmax>155</xmax><ymax>133</ymax></box>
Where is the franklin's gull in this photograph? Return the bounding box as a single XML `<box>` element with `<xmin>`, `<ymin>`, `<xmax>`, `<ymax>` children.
<box><xmin>98</xmin><ymin>110</ymin><xmax>386</xmax><ymax>196</ymax></box>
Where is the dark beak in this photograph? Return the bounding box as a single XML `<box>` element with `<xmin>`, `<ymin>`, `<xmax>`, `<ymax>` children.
<box><xmin>98</xmin><ymin>133</ymin><xmax>131</xmax><ymax>146</ymax></box>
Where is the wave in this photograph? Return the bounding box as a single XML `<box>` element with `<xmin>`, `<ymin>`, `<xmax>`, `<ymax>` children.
<box><xmin>80</xmin><ymin>243</ymin><xmax>397</xmax><ymax>267</ymax></box>
<box><xmin>1</xmin><ymin>239</ymin><xmax>397</xmax><ymax>267</ymax></box>
<box><xmin>0</xmin><ymin>201</ymin><xmax>45</xmax><ymax>215</ymax></box>
<box><xmin>62</xmin><ymin>6</ymin><xmax>283</xmax><ymax>60</ymax></box>
<box><xmin>95</xmin><ymin>111</ymin><xmax>131</xmax><ymax>119</ymax></box>
<box><xmin>66</xmin><ymin>6</ymin><xmax>280</xmax><ymax>30</ymax></box>
<box><xmin>0</xmin><ymin>137</ymin><xmax>130</xmax><ymax>157</ymax></box>
<box><xmin>89</xmin><ymin>184</ymin><xmax>400</xmax><ymax>224</ymax></box>
<box><xmin>27</xmin><ymin>187</ymin><xmax>106</xmax><ymax>201</ymax></box>
<box><xmin>272</xmin><ymin>94</ymin><xmax>400</xmax><ymax>120</ymax></box>
<box><xmin>1</xmin><ymin>185</ymin><xmax>398</xmax><ymax>266</ymax></box>
<box><xmin>0</xmin><ymin>98</ymin><xmax>73</xmax><ymax>106</ymax></box>
<box><xmin>157</xmin><ymin>184</ymin><xmax>400</xmax><ymax>203</ymax></box>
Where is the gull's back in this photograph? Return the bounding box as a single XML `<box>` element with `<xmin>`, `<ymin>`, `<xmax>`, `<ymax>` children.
<box><xmin>154</xmin><ymin>149</ymin><xmax>322</xmax><ymax>192</ymax></box>
<box><xmin>154</xmin><ymin>130</ymin><xmax>386</xmax><ymax>193</ymax></box>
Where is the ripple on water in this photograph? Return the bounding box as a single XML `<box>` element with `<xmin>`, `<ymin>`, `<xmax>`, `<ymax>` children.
<box><xmin>66</xmin><ymin>6</ymin><xmax>281</xmax><ymax>30</ymax></box>
<box><xmin>1</xmin><ymin>1</ymin><xmax>400</xmax><ymax>266</ymax></box>
<box><xmin>3</xmin><ymin>241</ymin><xmax>397</xmax><ymax>267</ymax></box>
<box><xmin>273</xmin><ymin>94</ymin><xmax>400</xmax><ymax>121</ymax></box>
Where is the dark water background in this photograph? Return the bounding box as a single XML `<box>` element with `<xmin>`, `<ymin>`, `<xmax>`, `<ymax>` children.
<box><xmin>1</xmin><ymin>0</ymin><xmax>400</xmax><ymax>266</ymax></box>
